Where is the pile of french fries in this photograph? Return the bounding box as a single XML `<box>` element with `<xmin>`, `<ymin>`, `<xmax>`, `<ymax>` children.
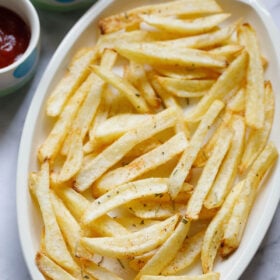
<box><xmin>30</xmin><ymin>1</ymin><xmax>278</xmax><ymax>279</ymax></box>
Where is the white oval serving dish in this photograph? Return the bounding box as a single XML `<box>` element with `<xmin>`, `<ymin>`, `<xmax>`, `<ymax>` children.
<box><xmin>17</xmin><ymin>0</ymin><xmax>280</xmax><ymax>279</ymax></box>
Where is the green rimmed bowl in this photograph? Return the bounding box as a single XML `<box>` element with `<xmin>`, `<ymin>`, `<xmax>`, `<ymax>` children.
<box><xmin>30</xmin><ymin>0</ymin><xmax>96</xmax><ymax>11</ymax></box>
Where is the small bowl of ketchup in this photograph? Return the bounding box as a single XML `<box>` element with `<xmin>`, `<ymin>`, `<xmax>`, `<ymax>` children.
<box><xmin>0</xmin><ymin>0</ymin><xmax>40</xmax><ymax>96</ymax></box>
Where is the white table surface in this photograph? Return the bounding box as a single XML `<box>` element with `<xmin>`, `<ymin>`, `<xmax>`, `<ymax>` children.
<box><xmin>1</xmin><ymin>1</ymin><xmax>280</xmax><ymax>279</ymax></box>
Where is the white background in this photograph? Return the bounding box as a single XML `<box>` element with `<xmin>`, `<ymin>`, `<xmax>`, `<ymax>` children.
<box><xmin>1</xmin><ymin>1</ymin><xmax>280</xmax><ymax>279</ymax></box>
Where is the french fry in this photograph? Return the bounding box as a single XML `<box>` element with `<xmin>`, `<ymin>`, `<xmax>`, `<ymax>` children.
<box><xmin>94</xmin><ymin>113</ymin><xmax>151</xmax><ymax>143</ymax></box>
<box><xmin>126</xmin><ymin>201</ymin><xmax>186</xmax><ymax>220</ymax></box>
<box><xmin>115</xmin><ymin>215</ymin><xmax>157</xmax><ymax>232</ymax></box>
<box><xmin>135</xmin><ymin>218</ymin><xmax>191</xmax><ymax>279</ymax></box>
<box><xmin>227</xmin><ymin>87</ymin><xmax>245</xmax><ymax>113</ymax></box>
<box><xmin>38</xmin><ymin>69</ymin><xmax>97</xmax><ymax>162</ymax></box>
<box><xmin>239</xmin><ymin>23</ymin><xmax>265</xmax><ymax>129</ymax></box>
<box><xmin>74</xmin><ymin>107</ymin><xmax>178</xmax><ymax>192</ymax></box>
<box><xmin>61</xmin><ymin>49</ymin><xmax>118</xmax><ymax>155</ymax></box>
<box><xmin>150</xmin><ymin>73</ymin><xmax>190</xmax><ymax>138</ymax></box>
<box><xmin>169</xmin><ymin>100</ymin><xmax>224</xmax><ymax>199</ymax></box>
<box><xmin>156</xmin><ymin>21</ymin><xmax>240</xmax><ymax>49</ymax></box>
<box><xmin>96</xmin><ymin>132</ymin><xmax>188</xmax><ymax>191</ymax></box>
<box><xmin>185</xmin><ymin>50</ymin><xmax>248</xmax><ymax>122</ymax></box>
<box><xmin>186</xmin><ymin>127</ymin><xmax>232</xmax><ymax>220</ymax></box>
<box><xmin>85</xmin><ymin>262</ymin><xmax>124</xmax><ymax>280</ymax></box>
<box><xmin>47</xmin><ymin>48</ymin><xmax>97</xmax><ymax>117</ymax></box>
<box><xmin>239</xmin><ymin>81</ymin><xmax>274</xmax><ymax>173</ymax></box>
<box><xmin>82</xmin><ymin>178</ymin><xmax>170</xmax><ymax>226</ymax></box>
<box><xmin>162</xmin><ymin>230</ymin><xmax>205</xmax><ymax>275</ymax></box>
<box><xmin>201</xmin><ymin>180</ymin><xmax>244</xmax><ymax>273</ymax></box>
<box><xmin>194</xmin><ymin>111</ymin><xmax>233</xmax><ymax>168</ymax></box>
<box><xmin>55</xmin><ymin>186</ymin><xmax>129</xmax><ymax>237</ymax></box>
<box><xmin>141</xmin><ymin>13</ymin><xmax>230</xmax><ymax>35</ymax></box>
<box><xmin>129</xmin><ymin>250</ymin><xmax>156</xmax><ymax>271</ymax></box>
<box><xmin>32</xmin><ymin>162</ymin><xmax>80</xmax><ymax>275</ymax></box>
<box><xmin>124</xmin><ymin>137</ymin><xmax>162</xmax><ymax>159</ymax></box>
<box><xmin>35</xmin><ymin>252</ymin><xmax>79</xmax><ymax>280</ymax></box>
<box><xmin>221</xmin><ymin>143</ymin><xmax>278</xmax><ymax>257</ymax></box>
<box><xmin>157</xmin><ymin>76</ymin><xmax>215</xmax><ymax>98</ymax></box>
<box><xmin>204</xmin><ymin>115</ymin><xmax>245</xmax><ymax>208</ymax></box>
<box><xmin>140</xmin><ymin>272</ymin><xmax>220</xmax><ymax>280</ymax></box>
<box><xmin>57</xmin><ymin>130</ymin><xmax>83</xmax><ymax>183</ymax></box>
<box><xmin>98</xmin><ymin>0</ymin><xmax>222</xmax><ymax>34</ymax></box>
<box><xmin>116</xmin><ymin>43</ymin><xmax>228</xmax><ymax>69</ymax></box>
<box><xmin>210</xmin><ymin>44</ymin><xmax>244</xmax><ymax>61</ymax></box>
<box><xmin>91</xmin><ymin>65</ymin><xmax>149</xmax><ymax>113</ymax></box>
<box><xmin>142</xmin><ymin>182</ymin><xmax>193</xmax><ymax>204</ymax></box>
<box><xmin>83</xmin><ymin>98</ymin><xmax>111</xmax><ymax>154</ymax></box>
<box><xmin>96</xmin><ymin>30</ymin><xmax>183</xmax><ymax>53</ymax></box>
<box><xmin>154</xmin><ymin>66</ymin><xmax>220</xmax><ymax>80</ymax></box>
<box><xmin>126</xmin><ymin>61</ymin><xmax>161</xmax><ymax>108</ymax></box>
<box><xmin>50</xmin><ymin>191</ymin><xmax>82</xmax><ymax>257</ymax></box>
<box><xmin>80</xmin><ymin>215</ymin><xmax>179</xmax><ymax>258</ymax></box>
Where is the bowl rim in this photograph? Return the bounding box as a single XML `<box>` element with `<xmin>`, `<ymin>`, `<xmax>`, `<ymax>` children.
<box><xmin>0</xmin><ymin>0</ymin><xmax>40</xmax><ymax>74</ymax></box>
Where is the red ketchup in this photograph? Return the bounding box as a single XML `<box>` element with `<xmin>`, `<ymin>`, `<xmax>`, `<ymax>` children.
<box><xmin>0</xmin><ymin>7</ymin><xmax>31</xmax><ymax>69</ymax></box>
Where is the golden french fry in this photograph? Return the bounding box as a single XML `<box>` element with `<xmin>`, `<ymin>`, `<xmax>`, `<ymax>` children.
<box><xmin>239</xmin><ymin>81</ymin><xmax>274</xmax><ymax>173</ymax></box>
<box><xmin>55</xmin><ymin>186</ymin><xmax>128</xmax><ymax>237</ymax></box>
<box><xmin>116</xmin><ymin>42</ymin><xmax>228</xmax><ymax>69</ymax></box>
<box><xmin>47</xmin><ymin>48</ymin><xmax>97</xmax><ymax>117</ymax></box>
<box><xmin>80</xmin><ymin>215</ymin><xmax>179</xmax><ymax>258</ymax></box>
<box><xmin>136</xmin><ymin>218</ymin><xmax>191</xmax><ymax>279</ymax></box>
<box><xmin>194</xmin><ymin>111</ymin><xmax>233</xmax><ymax>168</ymax></box>
<box><xmin>56</xmin><ymin>130</ymin><xmax>83</xmax><ymax>183</ymax></box>
<box><xmin>162</xmin><ymin>230</ymin><xmax>205</xmax><ymax>275</ymax></box>
<box><xmin>96</xmin><ymin>132</ymin><xmax>188</xmax><ymax>192</ymax></box>
<box><xmin>141</xmin><ymin>13</ymin><xmax>230</xmax><ymax>35</ymax></box>
<box><xmin>204</xmin><ymin>115</ymin><xmax>245</xmax><ymax>208</ymax></box>
<box><xmin>185</xmin><ymin>50</ymin><xmax>248</xmax><ymax>122</ymax></box>
<box><xmin>83</xmin><ymin>98</ymin><xmax>111</xmax><ymax>154</ymax></box>
<box><xmin>140</xmin><ymin>272</ymin><xmax>220</xmax><ymax>280</ymax></box>
<box><xmin>201</xmin><ymin>180</ymin><xmax>244</xmax><ymax>273</ymax></box>
<box><xmin>32</xmin><ymin>162</ymin><xmax>79</xmax><ymax>275</ymax></box>
<box><xmin>150</xmin><ymin>73</ymin><xmax>190</xmax><ymax>138</ymax></box>
<box><xmin>154</xmin><ymin>66</ymin><xmax>220</xmax><ymax>80</ymax></box>
<box><xmin>126</xmin><ymin>61</ymin><xmax>161</xmax><ymax>108</ymax></box>
<box><xmin>94</xmin><ymin>113</ymin><xmax>151</xmax><ymax>143</ymax></box>
<box><xmin>221</xmin><ymin>143</ymin><xmax>278</xmax><ymax>257</ymax></box>
<box><xmin>61</xmin><ymin>49</ymin><xmax>118</xmax><ymax>155</ymax></box>
<box><xmin>38</xmin><ymin>69</ymin><xmax>97</xmax><ymax>162</ymax></box>
<box><xmin>186</xmin><ymin>127</ymin><xmax>232</xmax><ymax>220</ymax></box>
<box><xmin>239</xmin><ymin>23</ymin><xmax>265</xmax><ymax>129</ymax></box>
<box><xmin>96</xmin><ymin>30</ymin><xmax>183</xmax><ymax>53</ymax></box>
<box><xmin>126</xmin><ymin>201</ymin><xmax>186</xmax><ymax>220</ymax></box>
<box><xmin>156</xmin><ymin>21</ymin><xmax>240</xmax><ymax>49</ymax></box>
<box><xmin>157</xmin><ymin>76</ymin><xmax>214</xmax><ymax>98</ymax></box>
<box><xmin>35</xmin><ymin>252</ymin><xmax>79</xmax><ymax>280</ymax></box>
<box><xmin>50</xmin><ymin>191</ymin><xmax>82</xmax><ymax>257</ymax></box>
<box><xmin>129</xmin><ymin>250</ymin><xmax>156</xmax><ymax>271</ymax></box>
<box><xmin>91</xmin><ymin>65</ymin><xmax>149</xmax><ymax>113</ymax></box>
<box><xmin>83</xmin><ymin>178</ymin><xmax>169</xmax><ymax>226</ymax></box>
<box><xmin>98</xmin><ymin>0</ymin><xmax>222</xmax><ymax>34</ymax></box>
<box><xmin>74</xmin><ymin>107</ymin><xmax>178</xmax><ymax>192</ymax></box>
<box><xmin>210</xmin><ymin>44</ymin><xmax>244</xmax><ymax>60</ymax></box>
<box><xmin>169</xmin><ymin>100</ymin><xmax>224</xmax><ymax>199</ymax></box>
<box><xmin>85</xmin><ymin>262</ymin><xmax>124</xmax><ymax>280</ymax></box>
<box><xmin>227</xmin><ymin>87</ymin><xmax>245</xmax><ymax>113</ymax></box>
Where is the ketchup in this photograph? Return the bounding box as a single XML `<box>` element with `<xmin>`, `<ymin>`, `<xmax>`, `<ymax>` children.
<box><xmin>0</xmin><ymin>7</ymin><xmax>31</xmax><ymax>69</ymax></box>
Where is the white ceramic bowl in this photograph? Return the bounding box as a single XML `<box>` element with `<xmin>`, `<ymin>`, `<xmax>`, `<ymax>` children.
<box><xmin>17</xmin><ymin>0</ymin><xmax>280</xmax><ymax>279</ymax></box>
<box><xmin>0</xmin><ymin>0</ymin><xmax>40</xmax><ymax>97</ymax></box>
<box><xmin>30</xmin><ymin>0</ymin><xmax>96</xmax><ymax>11</ymax></box>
